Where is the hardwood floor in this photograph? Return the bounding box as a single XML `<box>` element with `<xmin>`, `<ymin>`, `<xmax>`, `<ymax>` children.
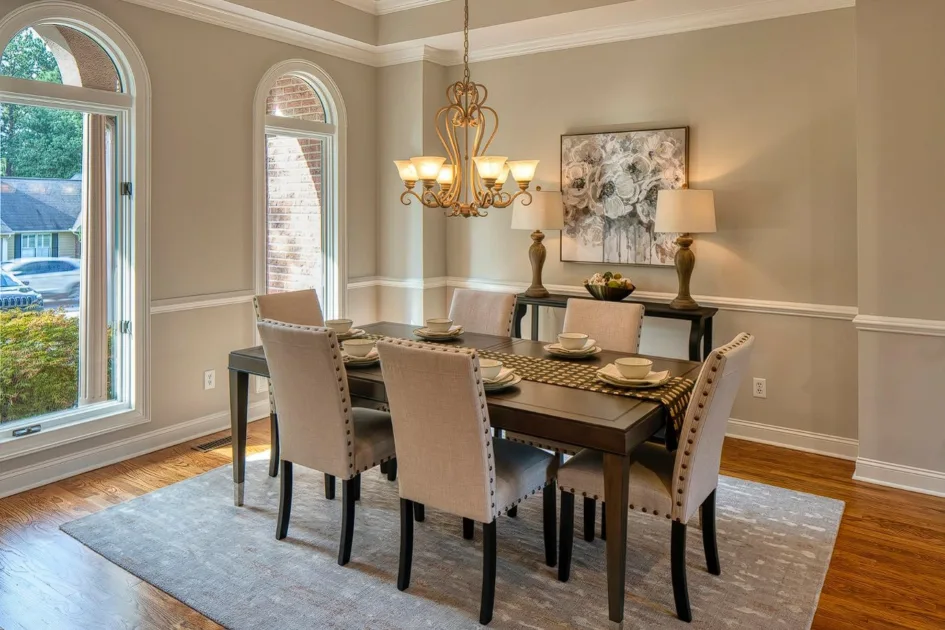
<box><xmin>2</xmin><ymin>422</ymin><xmax>944</xmax><ymax>629</ymax></box>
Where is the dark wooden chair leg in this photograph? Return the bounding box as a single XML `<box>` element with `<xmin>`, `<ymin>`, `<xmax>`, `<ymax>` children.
<box><xmin>398</xmin><ymin>498</ymin><xmax>414</xmax><ymax>591</ymax></box>
<box><xmin>268</xmin><ymin>413</ymin><xmax>280</xmax><ymax>478</ymax></box>
<box><xmin>671</xmin><ymin>521</ymin><xmax>693</xmax><ymax>622</ymax></box>
<box><xmin>387</xmin><ymin>458</ymin><xmax>398</xmax><ymax>482</ymax></box>
<box><xmin>507</xmin><ymin>505</ymin><xmax>518</xmax><ymax>518</ymax></box>
<box><xmin>558</xmin><ymin>490</ymin><xmax>574</xmax><ymax>582</ymax></box>
<box><xmin>543</xmin><ymin>482</ymin><xmax>557</xmax><ymax>567</ymax></box>
<box><xmin>583</xmin><ymin>497</ymin><xmax>596</xmax><ymax>542</ymax></box>
<box><xmin>324</xmin><ymin>473</ymin><xmax>335</xmax><ymax>500</ymax></box>
<box><xmin>275</xmin><ymin>460</ymin><xmax>292</xmax><ymax>540</ymax></box>
<box><xmin>352</xmin><ymin>473</ymin><xmax>361</xmax><ymax>502</ymax></box>
<box><xmin>480</xmin><ymin>520</ymin><xmax>497</xmax><ymax>626</ymax></box>
<box><xmin>463</xmin><ymin>517</ymin><xmax>475</xmax><ymax>540</ymax></box>
<box><xmin>413</xmin><ymin>502</ymin><xmax>425</xmax><ymax>522</ymax></box>
<box><xmin>600</xmin><ymin>502</ymin><xmax>606</xmax><ymax>540</ymax></box>
<box><xmin>380</xmin><ymin>460</ymin><xmax>389</xmax><ymax>475</ymax></box>
<box><xmin>702</xmin><ymin>489</ymin><xmax>721</xmax><ymax>575</ymax></box>
<box><xmin>338</xmin><ymin>476</ymin><xmax>357</xmax><ymax>566</ymax></box>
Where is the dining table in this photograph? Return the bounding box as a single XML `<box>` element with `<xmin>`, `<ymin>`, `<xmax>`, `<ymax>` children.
<box><xmin>228</xmin><ymin>321</ymin><xmax>702</xmax><ymax>625</ymax></box>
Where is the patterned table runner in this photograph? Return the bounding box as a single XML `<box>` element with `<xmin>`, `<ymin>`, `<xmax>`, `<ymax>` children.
<box><xmin>359</xmin><ymin>333</ymin><xmax>694</xmax><ymax>450</ymax></box>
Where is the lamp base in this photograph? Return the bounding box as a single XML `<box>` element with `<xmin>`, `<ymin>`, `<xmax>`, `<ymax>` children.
<box><xmin>669</xmin><ymin>295</ymin><xmax>701</xmax><ymax>310</ymax></box>
<box><xmin>525</xmin><ymin>286</ymin><xmax>550</xmax><ymax>298</ymax></box>
<box><xmin>526</xmin><ymin>230</ymin><xmax>549</xmax><ymax>299</ymax></box>
<box><xmin>670</xmin><ymin>235</ymin><xmax>701</xmax><ymax>310</ymax></box>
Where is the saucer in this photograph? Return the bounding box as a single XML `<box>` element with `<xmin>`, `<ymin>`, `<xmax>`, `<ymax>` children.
<box><xmin>482</xmin><ymin>367</ymin><xmax>515</xmax><ymax>385</ymax></box>
<box><xmin>343</xmin><ymin>349</ymin><xmax>379</xmax><ymax>366</ymax></box>
<box><xmin>484</xmin><ymin>374</ymin><xmax>522</xmax><ymax>392</ymax></box>
<box><xmin>414</xmin><ymin>325</ymin><xmax>464</xmax><ymax>340</ymax></box>
<box><xmin>545</xmin><ymin>342</ymin><xmax>601</xmax><ymax>359</ymax></box>
<box><xmin>596</xmin><ymin>365</ymin><xmax>671</xmax><ymax>389</ymax></box>
<box><xmin>337</xmin><ymin>328</ymin><xmax>366</xmax><ymax>340</ymax></box>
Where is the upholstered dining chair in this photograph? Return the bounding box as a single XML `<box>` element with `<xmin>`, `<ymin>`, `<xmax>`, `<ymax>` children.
<box><xmin>448</xmin><ymin>288</ymin><xmax>517</xmax><ymax>337</ymax></box>
<box><xmin>257</xmin><ymin>320</ymin><xmax>396</xmax><ymax>566</ymax></box>
<box><xmin>253</xmin><ymin>290</ymin><xmax>324</xmax><ymax>480</ymax></box>
<box><xmin>376</xmin><ymin>339</ymin><xmax>559</xmax><ymax>626</ymax></box>
<box><xmin>556</xmin><ymin>333</ymin><xmax>754</xmax><ymax>622</ymax></box>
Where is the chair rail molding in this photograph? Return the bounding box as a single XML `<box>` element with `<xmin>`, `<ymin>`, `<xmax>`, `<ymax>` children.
<box><xmin>853</xmin><ymin>314</ymin><xmax>945</xmax><ymax>337</ymax></box>
<box><xmin>150</xmin><ymin>290</ymin><xmax>255</xmax><ymax>314</ymax></box>
<box><xmin>116</xmin><ymin>0</ymin><xmax>854</xmax><ymax>67</ymax></box>
<box><xmin>854</xmin><ymin>458</ymin><xmax>945</xmax><ymax>498</ymax></box>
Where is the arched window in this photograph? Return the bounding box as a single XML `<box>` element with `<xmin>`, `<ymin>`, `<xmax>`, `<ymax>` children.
<box><xmin>254</xmin><ymin>61</ymin><xmax>346</xmax><ymax>319</ymax></box>
<box><xmin>0</xmin><ymin>2</ymin><xmax>150</xmax><ymax>454</ymax></box>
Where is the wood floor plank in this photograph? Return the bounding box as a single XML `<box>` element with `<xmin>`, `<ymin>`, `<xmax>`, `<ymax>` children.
<box><xmin>2</xmin><ymin>422</ymin><xmax>944</xmax><ymax>629</ymax></box>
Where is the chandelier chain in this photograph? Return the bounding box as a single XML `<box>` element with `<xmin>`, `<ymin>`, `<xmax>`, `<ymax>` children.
<box><xmin>463</xmin><ymin>0</ymin><xmax>470</xmax><ymax>83</ymax></box>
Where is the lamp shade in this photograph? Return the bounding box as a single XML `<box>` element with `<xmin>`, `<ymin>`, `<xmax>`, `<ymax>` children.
<box><xmin>511</xmin><ymin>191</ymin><xmax>564</xmax><ymax>231</ymax></box>
<box><xmin>410</xmin><ymin>156</ymin><xmax>447</xmax><ymax>181</ymax></box>
<box><xmin>654</xmin><ymin>189</ymin><xmax>717</xmax><ymax>234</ymax></box>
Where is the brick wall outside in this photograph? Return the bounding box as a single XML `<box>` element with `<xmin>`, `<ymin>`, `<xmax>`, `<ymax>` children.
<box><xmin>265</xmin><ymin>75</ymin><xmax>326</xmax><ymax>297</ymax></box>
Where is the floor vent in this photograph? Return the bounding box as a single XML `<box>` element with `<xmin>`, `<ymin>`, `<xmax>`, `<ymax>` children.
<box><xmin>193</xmin><ymin>436</ymin><xmax>233</xmax><ymax>452</ymax></box>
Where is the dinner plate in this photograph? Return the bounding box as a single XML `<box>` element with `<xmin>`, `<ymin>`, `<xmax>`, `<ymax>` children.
<box><xmin>482</xmin><ymin>367</ymin><xmax>515</xmax><ymax>386</ymax></box>
<box><xmin>343</xmin><ymin>350</ymin><xmax>379</xmax><ymax>366</ymax></box>
<box><xmin>483</xmin><ymin>374</ymin><xmax>522</xmax><ymax>392</ymax></box>
<box><xmin>596</xmin><ymin>366</ymin><xmax>671</xmax><ymax>389</ymax></box>
<box><xmin>414</xmin><ymin>326</ymin><xmax>464</xmax><ymax>340</ymax></box>
<box><xmin>337</xmin><ymin>328</ymin><xmax>366</xmax><ymax>340</ymax></box>
<box><xmin>544</xmin><ymin>344</ymin><xmax>602</xmax><ymax>359</ymax></box>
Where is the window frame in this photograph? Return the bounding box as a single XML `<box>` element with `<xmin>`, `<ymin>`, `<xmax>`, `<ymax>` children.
<box><xmin>0</xmin><ymin>1</ymin><xmax>151</xmax><ymax>460</ymax></box>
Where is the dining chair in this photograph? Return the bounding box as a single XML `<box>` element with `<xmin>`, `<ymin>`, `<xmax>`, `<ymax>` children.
<box><xmin>376</xmin><ymin>339</ymin><xmax>559</xmax><ymax>626</ymax></box>
<box><xmin>253</xmin><ymin>290</ymin><xmax>324</xmax><ymax>481</ymax></box>
<box><xmin>556</xmin><ymin>333</ymin><xmax>754</xmax><ymax>622</ymax></box>
<box><xmin>448</xmin><ymin>288</ymin><xmax>517</xmax><ymax>337</ymax></box>
<box><xmin>257</xmin><ymin>320</ymin><xmax>397</xmax><ymax>566</ymax></box>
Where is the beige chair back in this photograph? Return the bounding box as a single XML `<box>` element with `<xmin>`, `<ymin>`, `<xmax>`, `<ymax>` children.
<box><xmin>256</xmin><ymin>320</ymin><xmax>355</xmax><ymax>479</ymax></box>
<box><xmin>562</xmin><ymin>299</ymin><xmax>645</xmax><ymax>353</ymax></box>
<box><xmin>672</xmin><ymin>333</ymin><xmax>754</xmax><ymax>523</ymax></box>
<box><xmin>253</xmin><ymin>289</ymin><xmax>324</xmax><ymax>326</ymax></box>
<box><xmin>376</xmin><ymin>339</ymin><xmax>498</xmax><ymax>523</ymax></box>
<box><xmin>448</xmin><ymin>289</ymin><xmax>516</xmax><ymax>337</ymax></box>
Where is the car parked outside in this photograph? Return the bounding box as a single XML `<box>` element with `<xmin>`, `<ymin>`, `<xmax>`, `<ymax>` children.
<box><xmin>1</xmin><ymin>257</ymin><xmax>80</xmax><ymax>298</ymax></box>
<box><xmin>0</xmin><ymin>271</ymin><xmax>44</xmax><ymax>310</ymax></box>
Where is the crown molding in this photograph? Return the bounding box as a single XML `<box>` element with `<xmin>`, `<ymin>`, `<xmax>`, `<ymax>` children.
<box><xmin>332</xmin><ymin>0</ymin><xmax>379</xmax><ymax>14</ymax></box>
<box><xmin>375</xmin><ymin>0</ymin><xmax>451</xmax><ymax>15</ymax></box>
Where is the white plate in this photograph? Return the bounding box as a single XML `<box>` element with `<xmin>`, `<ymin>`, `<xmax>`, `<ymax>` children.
<box><xmin>337</xmin><ymin>328</ymin><xmax>366</xmax><ymax>340</ymax></box>
<box><xmin>484</xmin><ymin>374</ymin><xmax>522</xmax><ymax>392</ymax></box>
<box><xmin>547</xmin><ymin>339</ymin><xmax>597</xmax><ymax>354</ymax></box>
<box><xmin>414</xmin><ymin>326</ymin><xmax>464</xmax><ymax>340</ymax></box>
<box><xmin>483</xmin><ymin>367</ymin><xmax>515</xmax><ymax>385</ymax></box>
<box><xmin>343</xmin><ymin>349</ymin><xmax>379</xmax><ymax>366</ymax></box>
<box><xmin>596</xmin><ymin>365</ymin><xmax>671</xmax><ymax>389</ymax></box>
<box><xmin>544</xmin><ymin>344</ymin><xmax>602</xmax><ymax>359</ymax></box>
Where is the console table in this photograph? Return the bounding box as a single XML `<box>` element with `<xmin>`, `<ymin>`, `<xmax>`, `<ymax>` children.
<box><xmin>512</xmin><ymin>293</ymin><xmax>718</xmax><ymax>361</ymax></box>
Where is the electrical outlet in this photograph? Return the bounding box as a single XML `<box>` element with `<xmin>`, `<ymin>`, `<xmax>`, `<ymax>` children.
<box><xmin>752</xmin><ymin>378</ymin><xmax>766</xmax><ymax>399</ymax></box>
<box><xmin>204</xmin><ymin>369</ymin><xmax>216</xmax><ymax>390</ymax></box>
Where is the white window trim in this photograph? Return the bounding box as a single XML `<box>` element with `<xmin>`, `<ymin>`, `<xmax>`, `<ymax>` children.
<box><xmin>0</xmin><ymin>1</ymin><xmax>151</xmax><ymax>461</ymax></box>
<box><xmin>253</xmin><ymin>60</ymin><xmax>348</xmax><ymax>321</ymax></box>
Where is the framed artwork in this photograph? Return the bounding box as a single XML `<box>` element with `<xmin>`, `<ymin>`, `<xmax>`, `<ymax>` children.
<box><xmin>560</xmin><ymin>127</ymin><xmax>689</xmax><ymax>266</ymax></box>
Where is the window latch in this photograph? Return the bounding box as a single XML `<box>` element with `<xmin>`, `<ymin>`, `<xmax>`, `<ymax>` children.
<box><xmin>121</xmin><ymin>182</ymin><xmax>133</xmax><ymax>197</ymax></box>
<box><xmin>120</xmin><ymin>320</ymin><xmax>132</xmax><ymax>334</ymax></box>
<box><xmin>12</xmin><ymin>424</ymin><xmax>42</xmax><ymax>438</ymax></box>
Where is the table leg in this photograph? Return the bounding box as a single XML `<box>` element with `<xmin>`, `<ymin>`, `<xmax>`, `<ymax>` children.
<box><xmin>603</xmin><ymin>452</ymin><xmax>630</xmax><ymax>624</ymax></box>
<box><xmin>687</xmin><ymin>321</ymin><xmax>704</xmax><ymax>362</ymax></box>
<box><xmin>229</xmin><ymin>369</ymin><xmax>249</xmax><ymax>506</ymax></box>
<box><xmin>512</xmin><ymin>302</ymin><xmax>528</xmax><ymax>338</ymax></box>
<box><xmin>703</xmin><ymin>317</ymin><xmax>714</xmax><ymax>359</ymax></box>
<box><xmin>530</xmin><ymin>306</ymin><xmax>540</xmax><ymax>342</ymax></box>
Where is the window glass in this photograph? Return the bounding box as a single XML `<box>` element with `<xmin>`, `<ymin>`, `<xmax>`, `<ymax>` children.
<box><xmin>266</xmin><ymin>75</ymin><xmax>326</xmax><ymax>123</ymax></box>
<box><xmin>1</xmin><ymin>26</ymin><xmax>121</xmax><ymax>91</ymax></box>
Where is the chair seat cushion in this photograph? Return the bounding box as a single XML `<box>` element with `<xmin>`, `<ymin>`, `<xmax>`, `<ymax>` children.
<box><xmin>557</xmin><ymin>442</ymin><xmax>677</xmax><ymax>519</ymax></box>
<box><xmin>493</xmin><ymin>438</ymin><xmax>558</xmax><ymax>514</ymax></box>
<box><xmin>504</xmin><ymin>432</ymin><xmax>580</xmax><ymax>456</ymax></box>
<box><xmin>352</xmin><ymin>407</ymin><xmax>396</xmax><ymax>474</ymax></box>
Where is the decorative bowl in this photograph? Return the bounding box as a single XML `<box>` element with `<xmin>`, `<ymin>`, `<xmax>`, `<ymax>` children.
<box><xmin>584</xmin><ymin>283</ymin><xmax>635</xmax><ymax>302</ymax></box>
<box><xmin>615</xmin><ymin>357</ymin><xmax>653</xmax><ymax>379</ymax></box>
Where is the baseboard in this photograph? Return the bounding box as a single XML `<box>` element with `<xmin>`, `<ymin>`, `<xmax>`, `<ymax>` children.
<box><xmin>853</xmin><ymin>458</ymin><xmax>945</xmax><ymax>498</ymax></box>
<box><xmin>726</xmin><ymin>418</ymin><xmax>859</xmax><ymax>460</ymax></box>
<box><xmin>0</xmin><ymin>401</ymin><xmax>270</xmax><ymax>499</ymax></box>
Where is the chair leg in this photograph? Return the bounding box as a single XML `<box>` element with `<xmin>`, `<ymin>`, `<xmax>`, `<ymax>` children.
<box><xmin>338</xmin><ymin>476</ymin><xmax>357</xmax><ymax>566</ymax></box>
<box><xmin>558</xmin><ymin>490</ymin><xmax>574</xmax><ymax>582</ymax></box>
<box><xmin>583</xmin><ymin>497</ymin><xmax>596</xmax><ymax>542</ymax></box>
<box><xmin>542</xmin><ymin>482</ymin><xmax>557</xmax><ymax>567</ymax></box>
<box><xmin>275</xmin><ymin>460</ymin><xmax>292</xmax><ymax>540</ymax></box>
<box><xmin>671</xmin><ymin>521</ymin><xmax>692</xmax><ymax>622</ymax></box>
<box><xmin>702</xmin><ymin>489</ymin><xmax>721</xmax><ymax>576</ymax></box>
<box><xmin>507</xmin><ymin>505</ymin><xmax>518</xmax><ymax>518</ymax></box>
<box><xmin>397</xmin><ymin>498</ymin><xmax>414</xmax><ymax>591</ymax></box>
<box><xmin>413</xmin><ymin>502</ymin><xmax>425</xmax><ymax>522</ymax></box>
<box><xmin>480</xmin><ymin>520</ymin><xmax>497</xmax><ymax>626</ymax></box>
<box><xmin>324</xmin><ymin>474</ymin><xmax>335</xmax><ymax>500</ymax></box>
<box><xmin>600</xmin><ymin>502</ymin><xmax>606</xmax><ymax>540</ymax></box>
<box><xmin>380</xmin><ymin>460</ymin><xmax>389</xmax><ymax>475</ymax></box>
<box><xmin>463</xmin><ymin>517</ymin><xmax>475</xmax><ymax>540</ymax></box>
<box><xmin>352</xmin><ymin>473</ymin><xmax>361</xmax><ymax>502</ymax></box>
<box><xmin>387</xmin><ymin>458</ymin><xmax>398</xmax><ymax>482</ymax></box>
<box><xmin>268</xmin><ymin>414</ymin><xmax>280</xmax><ymax>478</ymax></box>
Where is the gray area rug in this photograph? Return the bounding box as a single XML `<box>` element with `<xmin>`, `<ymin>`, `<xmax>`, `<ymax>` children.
<box><xmin>62</xmin><ymin>458</ymin><xmax>843</xmax><ymax>629</ymax></box>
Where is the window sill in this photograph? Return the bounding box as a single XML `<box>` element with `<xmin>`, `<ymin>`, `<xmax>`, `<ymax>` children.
<box><xmin>0</xmin><ymin>403</ymin><xmax>148</xmax><ymax>462</ymax></box>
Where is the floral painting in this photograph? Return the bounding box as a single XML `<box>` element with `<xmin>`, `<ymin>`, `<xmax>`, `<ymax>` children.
<box><xmin>560</xmin><ymin>128</ymin><xmax>688</xmax><ymax>266</ymax></box>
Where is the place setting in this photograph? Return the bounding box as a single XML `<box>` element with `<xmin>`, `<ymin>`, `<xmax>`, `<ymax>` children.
<box><xmin>480</xmin><ymin>358</ymin><xmax>522</xmax><ymax>392</ymax></box>
<box><xmin>544</xmin><ymin>332</ymin><xmax>602</xmax><ymax>359</ymax></box>
<box><xmin>413</xmin><ymin>317</ymin><xmax>465</xmax><ymax>341</ymax></box>
<box><xmin>596</xmin><ymin>357</ymin><xmax>671</xmax><ymax>389</ymax></box>
<box><xmin>326</xmin><ymin>318</ymin><xmax>367</xmax><ymax>341</ymax></box>
<box><xmin>341</xmin><ymin>338</ymin><xmax>378</xmax><ymax>368</ymax></box>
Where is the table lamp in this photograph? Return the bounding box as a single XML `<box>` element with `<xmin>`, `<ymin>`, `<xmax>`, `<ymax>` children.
<box><xmin>511</xmin><ymin>190</ymin><xmax>564</xmax><ymax>298</ymax></box>
<box><xmin>655</xmin><ymin>189</ymin><xmax>717</xmax><ymax>310</ymax></box>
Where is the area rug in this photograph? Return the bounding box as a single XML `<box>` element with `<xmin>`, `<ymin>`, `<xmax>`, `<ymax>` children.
<box><xmin>61</xmin><ymin>458</ymin><xmax>843</xmax><ymax>629</ymax></box>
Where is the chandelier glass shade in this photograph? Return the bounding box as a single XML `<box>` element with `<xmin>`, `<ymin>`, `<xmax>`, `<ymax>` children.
<box><xmin>393</xmin><ymin>0</ymin><xmax>539</xmax><ymax>218</ymax></box>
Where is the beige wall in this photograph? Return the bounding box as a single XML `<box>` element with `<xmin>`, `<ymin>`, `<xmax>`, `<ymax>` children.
<box><xmin>0</xmin><ymin>0</ymin><xmax>377</xmax><ymax>479</ymax></box>
<box><xmin>856</xmin><ymin>0</ymin><xmax>945</xmax><ymax>474</ymax></box>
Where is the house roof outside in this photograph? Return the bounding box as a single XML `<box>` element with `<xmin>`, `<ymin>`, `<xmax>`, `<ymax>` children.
<box><xmin>0</xmin><ymin>177</ymin><xmax>83</xmax><ymax>235</ymax></box>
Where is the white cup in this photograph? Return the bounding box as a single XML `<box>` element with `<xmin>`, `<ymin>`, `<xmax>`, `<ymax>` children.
<box><xmin>426</xmin><ymin>318</ymin><xmax>453</xmax><ymax>333</ymax></box>
<box><xmin>344</xmin><ymin>339</ymin><xmax>376</xmax><ymax>358</ymax></box>
<box><xmin>326</xmin><ymin>319</ymin><xmax>353</xmax><ymax>334</ymax></box>
<box><xmin>615</xmin><ymin>357</ymin><xmax>653</xmax><ymax>379</ymax></box>
<box><xmin>558</xmin><ymin>332</ymin><xmax>589</xmax><ymax>351</ymax></box>
<box><xmin>480</xmin><ymin>359</ymin><xmax>503</xmax><ymax>380</ymax></box>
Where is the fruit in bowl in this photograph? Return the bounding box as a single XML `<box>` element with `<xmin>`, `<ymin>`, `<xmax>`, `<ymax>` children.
<box><xmin>584</xmin><ymin>271</ymin><xmax>635</xmax><ymax>301</ymax></box>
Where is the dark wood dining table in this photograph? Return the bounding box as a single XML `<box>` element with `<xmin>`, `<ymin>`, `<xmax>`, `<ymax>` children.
<box><xmin>228</xmin><ymin>321</ymin><xmax>702</xmax><ymax>625</ymax></box>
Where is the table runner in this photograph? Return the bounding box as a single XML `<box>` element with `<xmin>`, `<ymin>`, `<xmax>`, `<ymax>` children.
<box><xmin>359</xmin><ymin>333</ymin><xmax>695</xmax><ymax>450</ymax></box>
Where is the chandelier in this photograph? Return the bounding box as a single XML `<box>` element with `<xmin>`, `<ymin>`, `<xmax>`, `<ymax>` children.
<box><xmin>393</xmin><ymin>0</ymin><xmax>539</xmax><ymax>218</ymax></box>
